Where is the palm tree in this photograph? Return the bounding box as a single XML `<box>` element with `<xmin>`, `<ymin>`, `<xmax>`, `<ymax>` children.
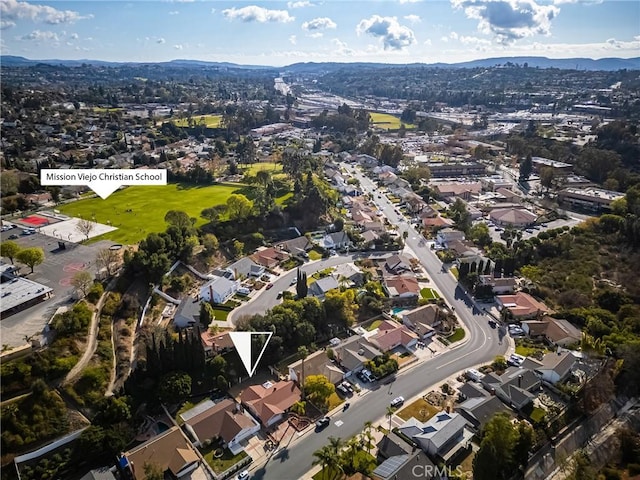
<box><xmin>386</xmin><ymin>406</ymin><xmax>396</xmax><ymax>432</ymax></box>
<box><xmin>342</xmin><ymin>437</ymin><xmax>360</xmax><ymax>474</ymax></box>
<box><xmin>312</xmin><ymin>445</ymin><xmax>333</xmax><ymax>480</ymax></box>
<box><xmin>362</xmin><ymin>421</ymin><xmax>374</xmax><ymax>454</ymax></box>
<box><xmin>298</xmin><ymin>346</ymin><xmax>309</xmax><ymax>397</ymax></box>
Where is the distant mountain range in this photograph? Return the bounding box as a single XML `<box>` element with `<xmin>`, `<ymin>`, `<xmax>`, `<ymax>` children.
<box><xmin>1</xmin><ymin>55</ymin><xmax>639</xmax><ymax>72</ymax></box>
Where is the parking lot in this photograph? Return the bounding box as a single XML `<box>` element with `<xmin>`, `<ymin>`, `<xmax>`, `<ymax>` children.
<box><xmin>0</xmin><ymin>230</ymin><xmax>113</xmax><ymax>347</ymax></box>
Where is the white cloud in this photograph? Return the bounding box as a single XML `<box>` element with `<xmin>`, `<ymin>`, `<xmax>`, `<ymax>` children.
<box><xmin>287</xmin><ymin>1</ymin><xmax>313</xmax><ymax>7</ymax></box>
<box><xmin>451</xmin><ymin>0</ymin><xmax>560</xmax><ymax>44</ymax></box>
<box><xmin>20</xmin><ymin>29</ymin><xmax>58</xmax><ymax>41</ymax></box>
<box><xmin>0</xmin><ymin>0</ymin><xmax>93</xmax><ymax>26</ymax></box>
<box><xmin>459</xmin><ymin>34</ymin><xmax>492</xmax><ymax>45</ymax></box>
<box><xmin>404</xmin><ymin>14</ymin><xmax>421</xmax><ymax>24</ymax></box>
<box><xmin>331</xmin><ymin>38</ymin><xmax>354</xmax><ymax>56</ymax></box>
<box><xmin>302</xmin><ymin>17</ymin><xmax>336</xmax><ymax>31</ymax></box>
<box><xmin>552</xmin><ymin>0</ymin><xmax>602</xmax><ymax>4</ymax></box>
<box><xmin>309</xmin><ymin>32</ymin><xmax>323</xmax><ymax>38</ymax></box>
<box><xmin>399</xmin><ymin>0</ymin><xmax>421</xmax><ymax>3</ymax></box>
<box><xmin>1</xmin><ymin>19</ymin><xmax>16</xmax><ymax>29</ymax></box>
<box><xmin>222</xmin><ymin>5</ymin><xmax>294</xmax><ymax>23</ymax></box>
<box><xmin>69</xmin><ymin>32</ymin><xmax>78</xmax><ymax>39</ymax></box>
<box><xmin>174</xmin><ymin>44</ymin><xmax>183</xmax><ymax>49</ymax></box>
<box><xmin>424</xmin><ymin>38</ymin><xmax>432</xmax><ymax>45</ymax></box>
<box><xmin>289</xmin><ymin>34</ymin><xmax>297</xmax><ymax>45</ymax></box>
<box><xmin>357</xmin><ymin>15</ymin><xmax>416</xmax><ymax>50</ymax></box>
<box><xmin>169</xmin><ymin>10</ymin><xmax>179</xmax><ymax>15</ymax></box>
<box><xmin>157</xmin><ymin>38</ymin><xmax>166</xmax><ymax>44</ymax></box>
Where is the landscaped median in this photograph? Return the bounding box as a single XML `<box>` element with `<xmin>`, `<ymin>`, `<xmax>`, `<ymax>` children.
<box><xmin>439</xmin><ymin>327</ymin><xmax>466</xmax><ymax>345</ymax></box>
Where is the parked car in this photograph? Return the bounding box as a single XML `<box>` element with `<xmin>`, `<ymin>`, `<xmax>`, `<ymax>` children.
<box><xmin>315</xmin><ymin>417</ymin><xmax>330</xmax><ymax>430</ymax></box>
<box><xmin>390</xmin><ymin>396</ymin><xmax>405</xmax><ymax>408</ymax></box>
<box><xmin>237</xmin><ymin>471</ymin><xmax>250</xmax><ymax>480</ymax></box>
<box><xmin>266</xmin><ymin>283</ymin><xmax>274</xmax><ymax>290</ymax></box>
<box><xmin>8</xmin><ymin>234</ymin><xmax>19</xmax><ymax>240</ymax></box>
<box><xmin>488</xmin><ymin>320</ymin><xmax>497</xmax><ymax>328</ymax></box>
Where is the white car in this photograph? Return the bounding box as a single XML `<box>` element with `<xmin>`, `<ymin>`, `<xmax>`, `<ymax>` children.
<box><xmin>390</xmin><ymin>396</ymin><xmax>405</xmax><ymax>408</ymax></box>
<box><xmin>237</xmin><ymin>470</ymin><xmax>250</xmax><ymax>480</ymax></box>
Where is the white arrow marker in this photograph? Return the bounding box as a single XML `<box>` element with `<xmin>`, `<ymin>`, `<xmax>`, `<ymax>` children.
<box><xmin>229</xmin><ymin>331</ymin><xmax>273</xmax><ymax>378</ymax></box>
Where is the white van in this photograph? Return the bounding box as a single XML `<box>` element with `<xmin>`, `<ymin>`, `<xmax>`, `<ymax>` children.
<box><xmin>466</xmin><ymin>368</ymin><xmax>484</xmax><ymax>382</ymax></box>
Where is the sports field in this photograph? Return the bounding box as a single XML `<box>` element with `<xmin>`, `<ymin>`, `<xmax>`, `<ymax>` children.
<box><xmin>58</xmin><ymin>183</ymin><xmax>273</xmax><ymax>245</ymax></box>
<box><xmin>173</xmin><ymin>114</ymin><xmax>222</xmax><ymax>128</ymax></box>
<box><xmin>369</xmin><ymin>112</ymin><xmax>415</xmax><ymax>130</ymax></box>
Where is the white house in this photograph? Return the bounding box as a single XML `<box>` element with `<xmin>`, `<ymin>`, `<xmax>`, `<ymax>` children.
<box><xmin>323</xmin><ymin>231</ymin><xmax>351</xmax><ymax>250</ymax></box>
<box><xmin>521</xmin><ymin>351</ymin><xmax>577</xmax><ymax>385</ymax></box>
<box><xmin>200</xmin><ymin>276</ymin><xmax>238</xmax><ymax>304</ymax></box>
<box><xmin>398</xmin><ymin>412</ymin><xmax>473</xmax><ymax>462</ymax></box>
<box><xmin>436</xmin><ymin>228</ymin><xmax>466</xmax><ymax>248</ymax></box>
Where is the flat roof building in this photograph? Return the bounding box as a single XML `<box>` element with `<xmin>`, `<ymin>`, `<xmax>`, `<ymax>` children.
<box><xmin>558</xmin><ymin>187</ymin><xmax>624</xmax><ymax>212</ymax></box>
<box><xmin>1</xmin><ymin>263</ymin><xmax>53</xmax><ymax>318</ymax></box>
<box><xmin>531</xmin><ymin>157</ymin><xmax>573</xmax><ymax>175</ymax></box>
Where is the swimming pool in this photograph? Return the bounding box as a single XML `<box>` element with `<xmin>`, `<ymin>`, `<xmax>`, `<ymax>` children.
<box><xmin>391</xmin><ymin>307</ymin><xmax>406</xmax><ymax>315</ymax></box>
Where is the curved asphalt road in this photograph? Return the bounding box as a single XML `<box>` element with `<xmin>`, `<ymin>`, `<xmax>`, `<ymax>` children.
<box><xmin>246</xmin><ymin>165</ymin><xmax>508</xmax><ymax>480</ymax></box>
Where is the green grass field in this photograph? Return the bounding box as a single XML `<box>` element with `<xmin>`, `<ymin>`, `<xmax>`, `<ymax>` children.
<box><xmin>58</xmin><ymin>182</ymin><xmax>285</xmax><ymax>245</ymax></box>
<box><xmin>369</xmin><ymin>112</ymin><xmax>415</xmax><ymax>130</ymax></box>
<box><xmin>420</xmin><ymin>288</ymin><xmax>440</xmax><ymax>300</ymax></box>
<box><xmin>242</xmin><ymin>162</ymin><xmax>283</xmax><ymax>176</ymax></box>
<box><xmin>173</xmin><ymin>114</ymin><xmax>222</xmax><ymax>128</ymax></box>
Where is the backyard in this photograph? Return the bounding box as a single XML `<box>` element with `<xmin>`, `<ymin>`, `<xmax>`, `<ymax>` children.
<box><xmin>173</xmin><ymin>114</ymin><xmax>222</xmax><ymax>128</ymax></box>
<box><xmin>199</xmin><ymin>441</ymin><xmax>248</xmax><ymax>473</ymax></box>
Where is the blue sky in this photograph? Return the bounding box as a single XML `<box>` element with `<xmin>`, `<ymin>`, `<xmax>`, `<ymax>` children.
<box><xmin>1</xmin><ymin>0</ymin><xmax>638</xmax><ymax>65</ymax></box>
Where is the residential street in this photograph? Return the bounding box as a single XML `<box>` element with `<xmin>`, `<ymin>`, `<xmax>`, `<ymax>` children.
<box><xmin>251</xmin><ymin>167</ymin><xmax>509</xmax><ymax>480</ymax></box>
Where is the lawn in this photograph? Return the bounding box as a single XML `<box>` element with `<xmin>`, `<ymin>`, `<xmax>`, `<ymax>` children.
<box><xmin>420</xmin><ymin>288</ymin><xmax>440</xmax><ymax>300</ymax></box>
<box><xmin>242</xmin><ymin>162</ymin><xmax>283</xmax><ymax>176</ymax></box>
<box><xmin>173</xmin><ymin>114</ymin><xmax>222</xmax><ymax>128</ymax></box>
<box><xmin>308</xmin><ymin>248</ymin><xmax>323</xmax><ymax>261</ymax></box>
<box><xmin>370</xmin><ymin>112</ymin><xmax>415</xmax><ymax>130</ymax></box>
<box><xmin>212</xmin><ymin>308</ymin><xmax>230</xmax><ymax>321</ymax></box>
<box><xmin>327</xmin><ymin>392</ymin><xmax>344</xmax><ymax>410</ymax></box>
<box><xmin>313</xmin><ymin>466</ymin><xmax>343</xmax><ymax>480</ymax></box>
<box><xmin>199</xmin><ymin>442</ymin><xmax>248</xmax><ymax>473</ymax></box>
<box><xmin>450</xmin><ymin>266</ymin><xmax>459</xmax><ymax>279</ymax></box>
<box><xmin>529</xmin><ymin>406</ymin><xmax>547</xmax><ymax>424</ymax></box>
<box><xmin>175</xmin><ymin>400</ymin><xmax>197</xmax><ymax>425</ymax></box>
<box><xmin>59</xmin><ymin>182</ymin><xmax>285</xmax><ymax>245</ymax></box>
<box><xmin>396</xmin><ymin>398</ymin><xmax>440</xmax><ymax>422</ymax></box>
<box><xmin>444</xmin><ymin>328</ymin><xmax>466</xmax><ymax>344</ymax></box>
<box><xmin>367</xmin><ymin>320</ymin><xmax>382</xmax><ymax>331</ymax></box>
<box><xmin>515</xmin><ymin>343</ymin><xmax>549</xmax><ymax>357</ymax></box>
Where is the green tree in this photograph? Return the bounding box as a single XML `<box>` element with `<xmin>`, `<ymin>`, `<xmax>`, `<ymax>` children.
<box><xmin>539</xmin><ymin>167</ymin><xmax>555</xmax><ymax>193</ymax></box>
<box><xmin>469</xmin><ymin>222</ymin><xmax>492</xmax><ymax>247</ymax></box>
<box><xmin>304</xmin><ymin>374</ymin><xmax>335</xmax><ymax>407</ymax></box>
<box><xmin>324</xmin><ymin>289</ymin><xmax>358</xmax><ymax>327</ymax></box>
<box><xmin>200</xmin><ymin>301</ymin><xmax>215</xmax><ymax>326</ymax></box>
<box><xmin>217</xmin><ymin>374</ymin><xmax>228</xmax><ymax>392</ymax></box>
<box><xmin>296</xmin><ymin>268</ymin><xmax>308</xmax><ymax>298</ymax></box>
<box><xmin>16</xmin><ymin>247</ymin><xmax>45</xmax><ymax>273</ymax></box>
<box><xmin>473</xmin><ymin>413</ymin><xmax>520</xmax><ymax>480</ymax></box>
<box><xmin>143</xmin><ymin>462</ymin><xmax>165</xmax><ymax>480</ymax></box>
<box><xmin>519</xmin><ymin>154</ymin><xmax>533</xmax><ymax>181</ymax></box>
<box><xmin>232</xmin><ymin>240</ymin><xmax>245</xmax><ymax>258</ymax></box>
<box><xmin>226</xmin><ymin>193</ymin><xmax>254</xmax><ymax>221</ymax></box>
<box><xmin>0</xmin><ymin>240</ymin><xmax>21</xmax><ymax>264</ymax></box>
<box><xmin>298</xmin><ymin>346</ymin><xmax>309</xmax><ymax>397</ymax></box>
<box><xmin>157</xmin><ymin>371</ymin><xmax>191</xmax><ymax>404</ymax></box>
<box><xmin>202</xmin><ymin>233</ymin><xmax>219</xmax><ymax>256</ymax></box>
<box><xmin>164</xmin><ymin>210</ymin><xmax>195</xmax><ymax>231</ymax></box>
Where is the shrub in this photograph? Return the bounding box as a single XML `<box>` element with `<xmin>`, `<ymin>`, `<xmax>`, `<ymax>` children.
<box><xmin>87</xmin><ymin>282</ymin><xmax>104</xmax><ymax>304</ymax></box>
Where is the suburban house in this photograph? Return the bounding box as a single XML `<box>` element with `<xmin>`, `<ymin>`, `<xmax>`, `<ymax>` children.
<box><xmin>333</xmin><ymin>336</ymin><xmax>383</xmax><ymax>375</ymax></box>
<box><xmin>436</xmin><ymin>228</ymin><xmax>466</xmax><ymax>248</ymax></box>
<box><xmin>250</xmin><ymin>247</ymin><xmax>290</xmax><ymax>268</ymax></box>
<box><xmin>323</xmin><ymin>231</ymin><xmax>351</xmax><ymax>250</ymax></box>
<box><xmin>367</xmin><ymin>319</ymin><xmax>418</xmax><ymax>352</ymax></box>
<box><xmin>288</xmin><ymin>350</ymin><xmax>345</xmax><ymax>385</ymax></box>
<box><xmin>456</xmin><ymin>395</ymin><xmax>512</xmax><ymax>432</ymax></box>
<box><xmin>495</xmin><ymin>187</ymin><xmax>523</xmax><ymax>204</ymax></box>
<box><xmin>521</xmin><ymin>316</ymin><xmax>582</xmax><ymax>347</ymax></box>
<box><xmin>240</xmin><ymin>380</ymin><xmax>301</xmax><ymax>427</ymax></box>
<box><xmin>521</xmin><ymin>351</ymin><xmax>577</xmax><ymax>384</ymax></box>
<box><xmin>383</xmin><ymin>275</ymin><xmax>420</xmax><ymax>300</ymax></box>
<box><xmin>489</xmin><ymin>207</ymin><xmax>537</xmax><ymax>227</ymax></box>
<box><xmin>199</xmin><ymin>276</ymin><xmax>238</xmax><ymax>304</ymax></box>
<box><xmin>356</xmin><ymin>153</ymin><xmax>378</xmax><ymax>168</ymax></box>
<box><xmin>457</xmin><ymin>381</ymin><xmax>489</xmax><ymax>402</ymax></box>
<box><xmin>397</xmin><ymin>411</ymin><xmax>473</xmax><ymax>463</ymax></box>
<box><xmin>383</xmin><ymin>254</ymin><xmax>413</xmax><ymax>276</ymax></box>
<box><xmin>308</xmin><ymin>276</ymin><xmax>340</xmax><ymax>299</ymax></box>
<box><xmin>172</xmin><ymin>296</ymin><xmax>200</xmax><ymax>328</ymax></box>
<box><xmin>372</xmin><ymin>451</ymin><xmax>438</xmax><ymax>480</ymax></box>
<box><xmin>375</xmin><ymin>432</ymin><xmax>413</xmax><ymax>461</ymax></box>
<box><xmin>200</xmin><ymin>330</ymin><xmax>234</xmax><ymax>357</ymax></box>
<box><xmin>422</xmin><ymin>215</ymin><xmax>454</xmax><ymax>233</ymax></box>
<box><xmin>497</xmin><ymin>292</ymin><xmax>551</xmax><ymax>320</ymax></box>
<box><xmin>181</xmin><ymin>399</ymin><xmax>260</xmax><ymax>455</ymax></box>
<box><xmin>401</xmin><ymin>304</ymin><xmax>442</xmax><ymax>338</ymax></box>
<box><xmin>481</xmin><ymin>367</ymin><xmax>542</xmax><ymax>410</ymax></box>
<box><xmin>378</xmin><ymin>171</ymin><xmax>398</xmax><ymax>185</ymax></box>
<box><xmin>120</xmin><ymin>426</ymin><xmax>200</xmax><ymax>480</ymax></box>
<box><xmin>228</xmin><ymin>257</ymin><xmax>265</xmax><ymax>279</ymax></box>
<box><xmin>331</xmin><ymin>263</ymin><xmax>364</xmax><ymax>287</ymax></box>
<box><xmin>275</xmin><ymin>236</ymin><xmax>313</xmax><ymax>257</ymax></box>
<box><xmin>478</xmin><ymin>275</ymin><xmax>517</xmax><ymax>295</ymax></box>
<box><xmin>434</xmin><ymin>182</ymin><xmax>482</xmax><ymax>201</ymax></box>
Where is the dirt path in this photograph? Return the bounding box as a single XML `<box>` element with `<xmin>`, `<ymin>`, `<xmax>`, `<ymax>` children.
<box><xmin>62</xmin><ymin>278</ymin><xmax>116</xmax><ymax>386</ymax></box>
